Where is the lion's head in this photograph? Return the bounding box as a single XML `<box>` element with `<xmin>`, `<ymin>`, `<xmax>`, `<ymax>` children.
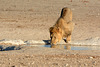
<box><xmin>49</xmin><ymin>27</ymin><xmax>62</xmax><ymax>45</ymax></box>
<box><xmin>60</xmin><ymin>7</ymin><xmax>72</xmax><ymax>22</ymax></box>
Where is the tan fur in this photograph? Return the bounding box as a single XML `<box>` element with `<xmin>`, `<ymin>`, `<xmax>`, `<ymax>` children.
<box><xmin>49</xmin><ymin>7</ymin><xmax>74</xmax><ymax>45</ymax></box>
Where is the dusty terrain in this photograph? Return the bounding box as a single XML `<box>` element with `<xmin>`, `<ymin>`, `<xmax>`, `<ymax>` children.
<box><xmin>0</xmin><ymin>0</ymin><xmax>100</xmax><ymax>67</ymax></box>
<box><xmin>0</xmin><ymin>46</ymin><xmax>100</xmax><ymax>67</ymax></box>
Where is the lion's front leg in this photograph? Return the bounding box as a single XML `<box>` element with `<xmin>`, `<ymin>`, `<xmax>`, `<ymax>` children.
<box><xmin>66</xmin><ymin>34</ymin><xmax>71</xmax><ymax>43</ymax></box>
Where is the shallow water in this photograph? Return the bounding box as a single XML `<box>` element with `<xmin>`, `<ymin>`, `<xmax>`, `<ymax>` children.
<box><xmin>1</xmin><ymin>44</ymin><xmax>100</xmax><ymax>51</ymax></box>
<box><xmin>40</xmin><ymin>44</ymin><xmax>100</xmax><ymax>50</ymax></box>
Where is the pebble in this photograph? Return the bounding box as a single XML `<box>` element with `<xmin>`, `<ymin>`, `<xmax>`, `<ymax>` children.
<box><xmin>8</xmin><ymin>58</ymin><xmax>11</xmax><ymax>61</ymax></box>
<box><xmin>65</xmin><ymin>64</ymin><xmax>69</xmax><ymax>66</ymax></box>
<box><xmin>11</xmin><ymin>66</ymin><xmax>16</xmax><ymax>67</ymax></box>
<box><xmin>84</xmin><ymin>63</ymin><xmax>88</xmax><ymax>66</ymax></box>
<box><xmin>89</xmin><ymin>56</ymin><xmax>93</xmax><ymax>59</ymax></box>
<box><xmin>31</xmin><ymin>62</ymin><xmax>35</xmax><ymax>64</ymax></box>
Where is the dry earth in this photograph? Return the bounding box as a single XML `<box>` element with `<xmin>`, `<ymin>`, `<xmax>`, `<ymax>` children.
<box><xmin>0</xmin><ymin>0</ymin><xmax>100</xmax><ymax>41</ymax></box>
<box><xmin>0</xmin><ymin>46</ymin><xmax>100</xmax><ymax>67</ymax></box>
<box><xmin>0</xmin><ymin>0</ymin><xmax>100</xmax><ymax>67</ymax></box>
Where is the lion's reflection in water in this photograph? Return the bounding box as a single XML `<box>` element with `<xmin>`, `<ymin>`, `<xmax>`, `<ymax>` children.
<box><xmin>51</xmin><ymin>44</ymin><xmax>71</xmax><ymax>50</ymax></box>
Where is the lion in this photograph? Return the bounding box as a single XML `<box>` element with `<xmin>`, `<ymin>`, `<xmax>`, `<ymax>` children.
<box><xmin>49</xmin><ymin>7</ymin><xmax>74</xmax><ymax>45</ymax></box>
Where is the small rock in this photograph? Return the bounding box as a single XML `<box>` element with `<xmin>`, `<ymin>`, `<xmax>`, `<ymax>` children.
<box><xmin>84</xmin><ymin>63</ymin><xmax>88</xmax><ymax>66</ymax></box>
<box><xmin>66</xmin><ymin>64</ymin><xmax>69</xmax><ymax>66</ymax></box>
<box><xmin>11</xmin><ymin>66</ymin><xmax>16</xmax><ymax>67</ymax></box>
<box><xmin>8</xmin><ymin>58</ymin><xmax>11</xmax><ymax>61</ymax></box>
<box><xmin>89</xmin><ymin>56</ymin><xmax>93</xmax><ymax>59</ymax></box>
<box><xmin>31</xmin><ymin>62</ymin><xmax>34</xmax><ymax>64</ymax></box>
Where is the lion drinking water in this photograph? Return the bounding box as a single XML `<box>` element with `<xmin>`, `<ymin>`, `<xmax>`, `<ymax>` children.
<box><xmin>49</xmin><ymin>7</ymin><xmax>74</xmax><ymax>45</ymax></box>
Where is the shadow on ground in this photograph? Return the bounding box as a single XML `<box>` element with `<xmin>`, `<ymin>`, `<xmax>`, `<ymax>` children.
<box><xmin>43</xmin><ymin>40</ymin><xmax>51</xmax><ymax>45</ymax></box>
<box><xmin>0</xmin><ymin>45</ymin><xmax>21</xmax><ymax>51</ymax></box>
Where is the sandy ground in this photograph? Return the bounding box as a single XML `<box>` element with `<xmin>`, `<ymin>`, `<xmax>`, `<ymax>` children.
<box><xmin>0</xmin><ymin>0</ymin><xmax>100</xmax><ymax>67</ymax></box>
<box><xmin>0</xmin><ymin>46</ymin><xmax>100</xmax><ymax>67</ymax></box>
<box><xmin>0</xmin><ymin>0</ymin><xmax>100</xmax><ymax>41</ymax></box>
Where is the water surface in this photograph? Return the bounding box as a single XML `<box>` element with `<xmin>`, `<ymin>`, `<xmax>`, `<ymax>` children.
<box><xmin>40</xmin><ymin>44</ymin><xmax>100</xmax><ymax>50</ymax></box>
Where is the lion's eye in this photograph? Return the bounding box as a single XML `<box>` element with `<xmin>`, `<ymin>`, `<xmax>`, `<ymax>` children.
<box><xmin>54</xmin><ymin>36</ymin><xmax>56</xmax><ymax>39</ymax></box>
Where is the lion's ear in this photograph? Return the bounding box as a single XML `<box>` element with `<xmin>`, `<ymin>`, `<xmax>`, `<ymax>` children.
<box><xmin>49</xmin><ymin>27</ymin><xmax>53</xmax><ymax>32</ymax></box>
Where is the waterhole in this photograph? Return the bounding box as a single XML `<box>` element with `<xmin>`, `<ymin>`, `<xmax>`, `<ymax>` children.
<box><xmin>1</xmin><ymin>44</ymin><xmax>100</xmax><ymax>51</ymax></box>
<box><xmin>38</xmin><ymin>44</ymin><xmax>100</xmax><ymax>50</ymax></box>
